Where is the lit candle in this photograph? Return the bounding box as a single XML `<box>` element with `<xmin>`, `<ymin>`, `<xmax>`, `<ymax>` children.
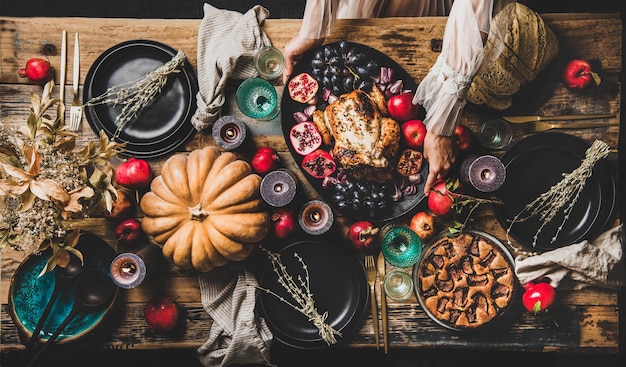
<box><xmin>299</xmin><ymin>200</ymin><xmax>333</xmax><ymax>235</ymax></box>
<box><xmin>212</xmin><ymin>115</ymin><xmax>247</xmax><ymax>150</ymax></box>
<box><xmin>110</xmin><ymin>243</ymin><xmax>165</xmax><ymax>289</ymax></box>
<box><xmin>460</xmin><ymin>155</ymin><xmax>506</xmax><ymax>192</ymax></box>
<box><xmin>260</xmin><ymin>169</ymin><xmax>298</xmax><ymax>207</ymax></box>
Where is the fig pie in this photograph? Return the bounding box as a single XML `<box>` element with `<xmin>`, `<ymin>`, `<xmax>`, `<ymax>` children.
<box><xmin>416</xmin><ymin>231</ymin><xmax>516</xmax><ymax>330</ymax></box>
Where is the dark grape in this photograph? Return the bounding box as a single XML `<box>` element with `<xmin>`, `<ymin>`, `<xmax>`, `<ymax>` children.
<box><xmin>338</xmin><ymin>40</ymin><xmax>350</xmax><ymax>54</ymax></box>
<box><xmin>343</xmin><ymin>75</ymin><xmax>355</xmax><ymax>92</ymax></box>
<box><xmin>356</xmin><ymin>79</ymin><xmax>373</xmax><ymax>92</ymax></box>
<box><xmin>366</xmin><ymin>60</ymin><xmax>380</xmax><ymax>74</ymax></box>
<box><xmin>311</xmin><ymin>58</ymin><xmax>324</xmax><ymax>68</ymax></box>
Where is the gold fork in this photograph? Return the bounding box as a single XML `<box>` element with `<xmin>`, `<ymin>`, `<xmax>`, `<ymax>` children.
<box><xmin>69</xmin><ymin>33</ymin><xmax>82</xmax><ymax>131</ymax></box>
<box><xmin>365</xmin><ymin>255</ymin><xmax>379</xmax><ymax>349</ymax></box>
<box><xmin>518</xmin><ymin>120</ymin><xmax>619</xmax><ymax>134</ymax></box>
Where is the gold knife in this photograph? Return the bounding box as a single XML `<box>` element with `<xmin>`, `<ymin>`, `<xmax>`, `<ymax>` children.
<box><xmin>501</xmin><ymin>113</ymin><xmax>615</xmax><ymax>124</ymax></box>
<box><xmin>377</xmin><ymin>252</ymin><xmax>388</xmax><ymax>354</ymax></box>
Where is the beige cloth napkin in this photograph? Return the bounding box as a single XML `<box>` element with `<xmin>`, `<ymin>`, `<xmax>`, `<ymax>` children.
<box><xmin>191</xmin><ymin>4</ymin><xmax>271</xmax><ymax>131</ymax></box>
<box><xmin>196</xmin><ymin>264</ymin><xmax>274</xmax><ymax>367</ymax></box>
<box><xmin>515</xmin><ymin>224</ymin><xmax>626</xmax><ymax>290</ymax></box>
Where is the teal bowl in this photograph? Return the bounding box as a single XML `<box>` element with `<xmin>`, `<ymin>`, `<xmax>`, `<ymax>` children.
<box><xmin>8</xmin><ymin>231</ymin><xmax>118</xmax><ymax>344</ymax></box>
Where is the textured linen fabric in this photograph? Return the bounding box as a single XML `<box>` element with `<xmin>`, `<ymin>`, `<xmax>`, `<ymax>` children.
<box><xmin>515</xmin><ymin>225</ymin><xmax>626</xmax><ymax>290</ymax></box>
<box><xmin>191</xmin><ymin>4</ymin><xmax>271</xmax><ymax>131</ymax></box>
<box><xmin>197</xmin><ymin>264</ymin><xmax>274</xmax><ymax>367</ymax></box>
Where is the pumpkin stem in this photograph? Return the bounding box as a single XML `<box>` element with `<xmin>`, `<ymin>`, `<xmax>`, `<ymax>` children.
<box><xmin>189</xmin><ymin>204</ymin><xmax>208</xmax><ymax>221</ymax></box>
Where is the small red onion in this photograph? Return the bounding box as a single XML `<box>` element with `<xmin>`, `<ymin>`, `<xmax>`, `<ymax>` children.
<box><xmin>293</xmin><ymin>111</ymin><xmax>309</xmax><ymax>122</ymax></box>
<box><xmin>303</xmin><ymin>105</ymin><xmax>317</xmax><ymax>117</ymax></box>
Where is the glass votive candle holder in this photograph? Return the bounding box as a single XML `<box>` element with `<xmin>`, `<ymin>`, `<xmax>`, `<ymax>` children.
<box><xmin>254</xmin><ymin>46</ymin><xmax>285</xmax><ymax>81</ymax></box>
<box><xmin>380</xmin><ymin>222</ymin><xmax>423</xmax><ymax>268</ymax></box>
<box><xmin>383</xmin><ymin>269</ymin><xmax>414</xmax><ymax>301</ymax></box>
<box><xmin>478</xmin><ymin>118</ymin><xmax>513</xmax><ymax>150</ymax></box>
<box><xmin>236</xmin><ymin>77</ymin><xmax>280</xmax><ymax>121</ymax></box>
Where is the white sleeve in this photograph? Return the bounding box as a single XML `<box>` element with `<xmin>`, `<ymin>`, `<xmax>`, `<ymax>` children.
<box><xmin>299</xmin><ymin>0</ymin><xmax>339</xmax><ymax>39</ymax></box>
<box><xmin>414</xmin><ymin>0</ymin><xmax>495</xmax><ymax>136</ymax></box>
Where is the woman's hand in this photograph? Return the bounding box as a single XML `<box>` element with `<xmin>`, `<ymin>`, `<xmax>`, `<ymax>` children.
<box><xmin>283</xmin><ymin>35</ymin><xmax>324</xmax><ymax>84</ymax></box>
<box><xmin>422</xmin><ymin>131</ymin><xmax>456</xmax><ymax>195</ymax></box>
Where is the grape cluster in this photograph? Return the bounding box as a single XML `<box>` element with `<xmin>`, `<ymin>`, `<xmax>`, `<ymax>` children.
<box><xmin>310</xmin><ymin>40</ymin><xmax>380</xmax><ymax>99</ymax></box>
<box><xmin>330</xmin><ymin>179</ymin><xmax>393</xmax><ymax>218</ymax></box>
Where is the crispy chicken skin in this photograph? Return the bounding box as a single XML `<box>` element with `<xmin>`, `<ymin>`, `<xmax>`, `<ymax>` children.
<box><xmin>312</xmin><ymin>85</ymin><xmax>400</xmax><ymax>179</ymax></box>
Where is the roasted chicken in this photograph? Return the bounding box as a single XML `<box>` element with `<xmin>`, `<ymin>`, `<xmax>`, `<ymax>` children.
<box><xmin>312</xmin><ymin>85</ymin><xmax>400</xmax><ymax>180</ymax></box>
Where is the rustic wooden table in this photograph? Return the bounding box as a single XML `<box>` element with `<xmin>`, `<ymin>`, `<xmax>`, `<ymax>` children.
<box><xmin>0</xmin><ymin>13</ymin><xmax>621</xmax><ymax>359</ymax></box>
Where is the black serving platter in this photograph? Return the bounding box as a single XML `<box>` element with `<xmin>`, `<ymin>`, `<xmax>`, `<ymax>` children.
<box><xmin>281</xmin><ymin>41</ymin><xmax>427</xmax><ymax>222</ymax></box>
<box><xmin>83</xmin><ymin>40</ymin><xmax>198</xmax><ymax>158</ymax></box>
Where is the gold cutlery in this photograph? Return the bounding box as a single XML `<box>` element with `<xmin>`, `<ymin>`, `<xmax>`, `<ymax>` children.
<box><xmin>69</xmin><ymin>33</ymin><xmax>82</xmax><ymax>131</ymax></box>
<box><xmin>365</xmin><ymin>255</ymin><xmax>379</xmax><ymax>349</ymax></box>
<box><xmin>377</xmin><ymin>252</ymin><xmax>388</xmax><ymax>353</ymax></box>
<box><xmin>60</xmin><ymin>30</ymin><xmax>67</xmax><ymax>103</ymax></box>
<box><xmin>518</xmin><ymin>120</ymin><xmax>619</xmax><ymax>133</ymax></box>
<box><xmin>501</xmin><ymin>113</ymin><xmax>615</xmax><ymax>124</ymax></box>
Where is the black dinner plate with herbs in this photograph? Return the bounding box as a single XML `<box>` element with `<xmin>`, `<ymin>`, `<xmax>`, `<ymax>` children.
<box><xmin>281</xmin><ymin>41</ymin><xmax>427</xmax><ymax>222</ymax></box>
<box><xmin>83</xmin><ymin>40</ymin><xmax>198</xmax><ymax>158</ymax></box>
<box><xmin>257</xmin><ymin>239</ymin><xmax>368</xmax><ymax>349</ymax></box>
<box><xmin>494</xmin><ymin>133</ymin><xmax>615</xmax><ymax>251</ymax></box>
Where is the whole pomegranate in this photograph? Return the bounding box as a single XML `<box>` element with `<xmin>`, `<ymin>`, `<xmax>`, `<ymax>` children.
<box><xmin>427</xmin><ymin>179</ymin><xmax>460</xmax><ymax>217</ymax></box>
<box><xmin>347</xmin><ymin>221</ymin><xmax>379</xmax><ymax>253</ymax></box>
<box><xmin>271</xmin><ymin>206</ymin><xmax>297</xmax><ymax>239</ymax></box>
<box><xmin>116</xmin><ymin>157</ymin><xmax>153</xmax><ymax>190</ymax></box>
<box><xmin>18</xmin><ymin>58</ymin><xmax>53</xmax><ymax>84</ymax></box>
<box><xmin>144</xmin><ymin>295</ymin><xmax>180</xmax><ymax>332</ymax></box>
<box><xmin>251</xmin><ymin>147</ymin><xmax>280</xmax><ymax>175</ymax></box>
<box><xmin>522</xmin><ymin>281</ymin><xmax>556</xmax><ymax>314</ymax></box>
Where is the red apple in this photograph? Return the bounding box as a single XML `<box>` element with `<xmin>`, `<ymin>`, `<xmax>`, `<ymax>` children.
<box><xmin>387</xmin><ymin>92</ymin><xmax>420</xmax><ymax>123</ymax></box>
<box><xmin>401</xmin><ymin>119</ymin><xmax>427</xmax><ymax>149</ymax></box>
<box><xmin>347</xmin><ymin>221</ymin><xmax>379</xmax><ymax>253</ymax></box>
<box><xmin>251</xmin><ymin>147</ymin><xmax>280</xmax><ymax>175</ymax></box>
<box><xmin>427</xmin><ymin>179</ymin><xmax>460</xmax><ymax>217</ymax></box>
<box><xmin>144</xmin><ymin>295</ymin><xmax>180</xmax><ymax>332</ymax></box>
<box><xmin>409</xmin><ymin>211</ymin><xmax>436</xmax><ymax>241</ymax></box>
<box><xmin>562</xmin><ymin>59</ymin><xmax>601</xmax><ymax>91</ymax></box>
<box><xmin>271</xmin><ymin>207</ymin><xmax>297</xmax><ymax>239</ymax></box>
<box><xmin>453</xmin><ymin>124</ymin><xmax>473</xmax><ymax>153</ymax></box>
<box><xmin>116</xmin><ymin>157</ymin><xmax>153</xmax><ymax>190</ymax></box>
<box><xmin>115</xmin><ymin>218</ymin><xmax>146</xmax><ymax>247</ymax></box>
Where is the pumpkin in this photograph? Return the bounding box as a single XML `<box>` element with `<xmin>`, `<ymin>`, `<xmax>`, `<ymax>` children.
<box><xmin>139</xmin><ymin>146</ymin><xmax>270</xmax><ymax>272</ymax></box>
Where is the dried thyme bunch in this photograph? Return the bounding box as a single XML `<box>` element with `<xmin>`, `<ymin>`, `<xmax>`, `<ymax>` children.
<box><xmin>506</xmin><ymin>139</ymin><xmax>611</xmax><ymax>248</ymax></box>
<box><xmin>84</xmin><ymin>49</ymin><xmax>187</xmax><ymax>139</ymax></box>
<box><xmin>257</xmin><ymin>246</ymin><xmax>341</xmax><ymax>345</ymax></box>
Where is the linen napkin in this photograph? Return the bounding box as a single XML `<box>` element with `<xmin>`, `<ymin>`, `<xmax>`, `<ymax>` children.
<box><xmin>196</xmin><ymin>264</ymin><xmax>274</xmax><ymax>367</ymax></box>
<box><xmin>191</xmin><ymin>3</ymin><xmax>271</xmax><ymax>131</ymax></box>
<box><xmin>515</xmin><ymin>224</ymin><xmax>626</xmax><ymax>290</ymax></box>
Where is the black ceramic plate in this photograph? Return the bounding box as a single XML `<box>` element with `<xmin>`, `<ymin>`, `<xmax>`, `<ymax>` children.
<box><xmin>257</xmin><ymin>239</ymin><xmax>368</xmax><ymax>349</ymax></box>
<box><xmin>8</xmin><ymin>231</ymin><xmax>117</xmax><ymax>343</ymax></box>
<box><xmin>281</xmin><ymin>41</ymin><xmax>426</xmax><ymax>222</ymax></box>
<box><xmin>83</xmin><ymin>40</ymin><xmax>198</xmax><ymax>158</ymax></box>
<box><xmin>494</xmin><ymin>133</ymin><xmax>615</xmax><ymax>251</ymax></box>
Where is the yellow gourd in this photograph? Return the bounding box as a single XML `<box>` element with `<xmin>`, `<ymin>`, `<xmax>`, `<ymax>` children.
<box><xmin>140</xmin><ymin>146</ymin><xmax>270</xmax><ymax>272</ymax></box>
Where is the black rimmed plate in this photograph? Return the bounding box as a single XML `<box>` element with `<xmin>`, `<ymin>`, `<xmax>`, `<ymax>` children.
<box><xmin>494</xmin><ymin>133</ymin><xmax>616</xmax><ymax>251</ymax></box>
<box><xmin>83</xmin><ymin>40</ymin><xmax>198</xmax><ymax>158</ymax></box>
<box><xmin>281</xmin><ymin>41</ymin><xmax>426</xmax><ymax>222</ymax></box>
<box><xmin>257</xmin><ymin>239</ymin><xmax>368</xmax><ymax>349</ymax></box>
<box><xmin>8</xmin><ymin>231</ymin><xmax>118</xmax><ymax>343</ymax></box>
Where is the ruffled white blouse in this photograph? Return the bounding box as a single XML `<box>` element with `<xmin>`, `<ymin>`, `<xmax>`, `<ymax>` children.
<box><xmin>299</xmin><ymin>0</ymin><xmax>504</xmax><ymax>136</ymax></box>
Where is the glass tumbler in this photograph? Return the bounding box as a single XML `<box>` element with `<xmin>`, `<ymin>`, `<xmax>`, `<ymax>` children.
<box><xmin>383</xmin><ymin>269</ymin><xmax>414</xmax><ymax>301</ymax></box>
<box><xmin>478</xmin><ymin>118</ymin><xmax>513</xmax><ymax>150</ymax></box>
<box><xmin>254</xmin><ymin>46</ymin><xmax>285</xmax><ymax>80</ymax></box>
<box><xmin>380</xmin><ymin>222</ymin><xmax>423</xmax><ymax>268</ymax></box>
<box><xmin>236</xmin><ymin>77</ymin><xmax>280</xmax><ymax>121</ymax></box>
